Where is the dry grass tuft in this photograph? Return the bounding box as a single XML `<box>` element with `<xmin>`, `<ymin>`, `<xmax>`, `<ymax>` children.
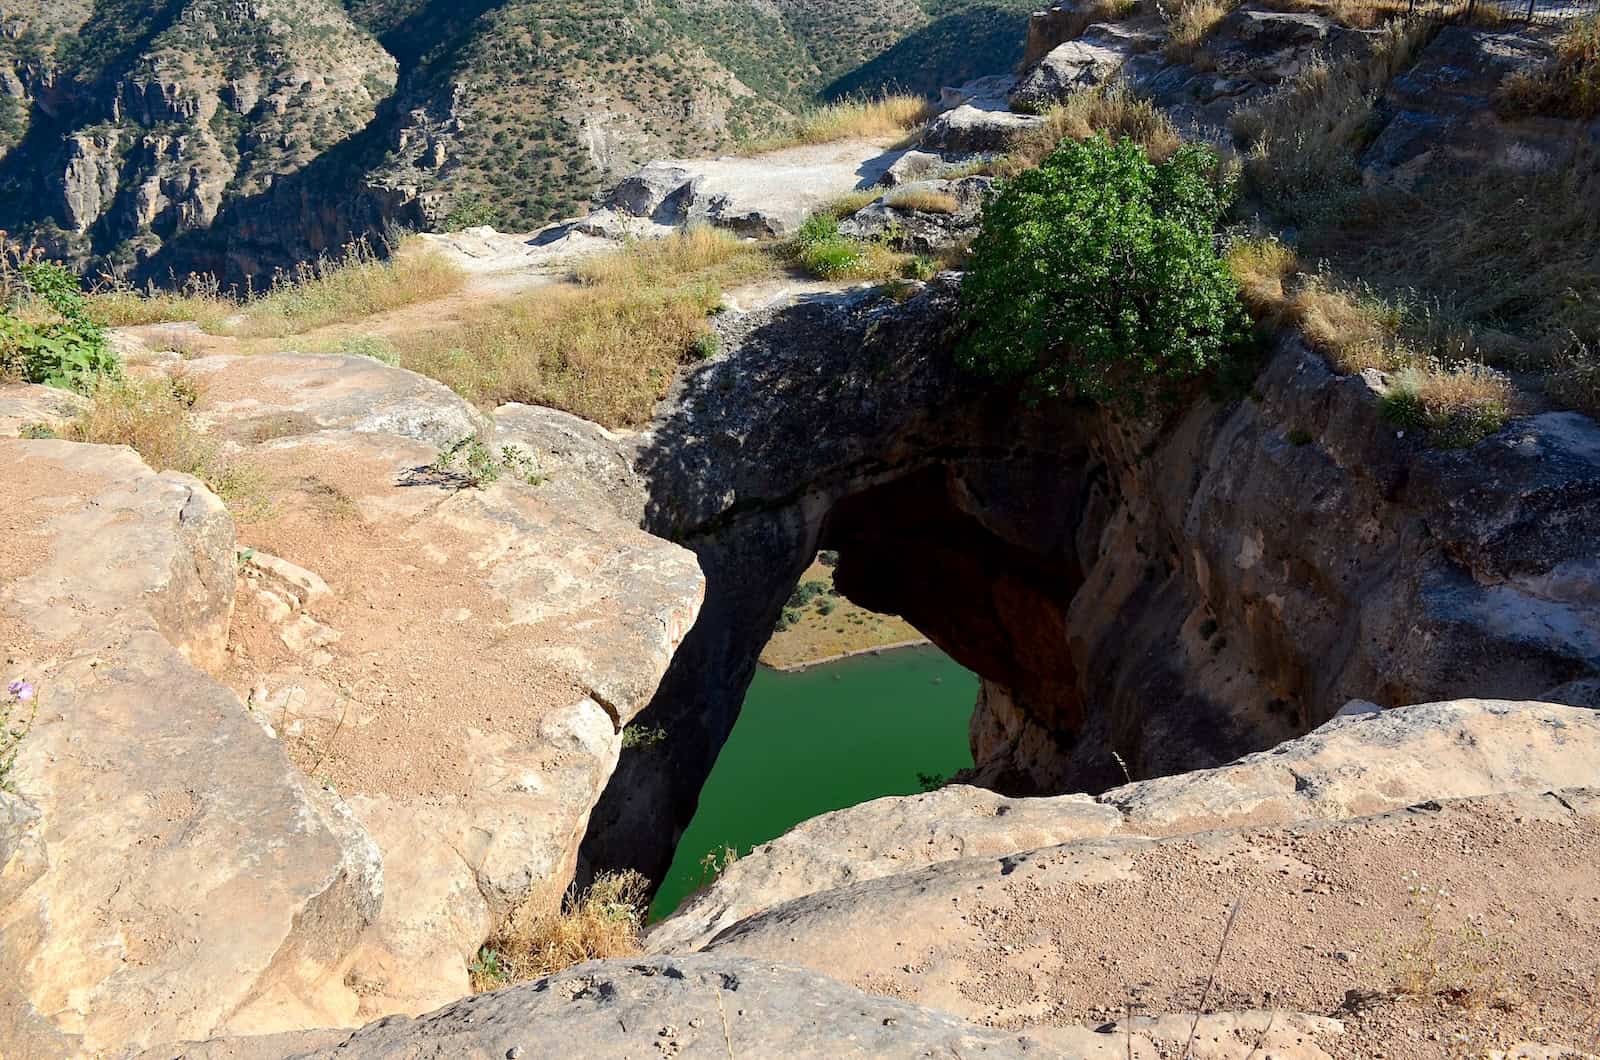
<box><xmin>820</xmin><ymin>188</ymin><xmax>885</xmax><ymax>220</ymax></box>
<box><xmin>86</xmin><ymin>283</ymin><xmax>234</xmax><ymax>332</ymax></box>
<box><xmin>743</xmin><ymin>95</ymin><xmax>933</xmax><ymax>154</ymax></box>
<box><xmin>470</xmin><ymin>871</ymin><xmax>649</xmax><ymax>991</ymax></box>
<box><xmin>1230</xmin><ymin>19</ymin><xmax>1437</xmax><ymax>218</ymax></box>
<box><xmin>65</xmin><ymin>374</ymin><xmax>270</xmax><ymax>513</ymax></box>
<box><xmin>884</xmin><ymin>187</ymin><xmax>960</xmax><ymax>214</ymax></box>
<box><xmin>398</xmin><ymin>229</ymin><xmax>770</xmax><ymax>427</ymax></box>
<box><xmin>1227</xmin><ymin>237</ymin><xmax>1514</xmax><ymax>445</ymax></box>
<box><xmin>1498</xmin><ymin>13</ymin><xmax>1600</xmax><ymax>118</ymax></box>
<box><xmin>1163</xmin><ymin>0</ymin><xmax>1236</xmax><ymax>62</ymax></box>
<box><xmin>994</xmin><ymin>87</ymin><xmax>1182</xmax><ymax>177</ymax></box>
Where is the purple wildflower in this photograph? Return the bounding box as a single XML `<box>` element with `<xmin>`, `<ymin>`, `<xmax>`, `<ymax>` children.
<box><xmin>7</xmin><ymin>680</ymin><xmax>33</xmax><ymax>702</ymax></box>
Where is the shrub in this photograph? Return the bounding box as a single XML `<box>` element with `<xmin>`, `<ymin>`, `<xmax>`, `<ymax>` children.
<box><xmin>442</xmin><ymin>195</ymin><xmax>501</xmax><ymax>231</ymax></box>
<box><xmin>959</xmin><ymin>136</ymin><xmax>1248</xmax><ymax>406</ymax></box>
<box><xmin>469</xmin><ymin>870</ymin><xmax>650</xmax><ymax>991</ymax></box>
<box><xmin>1</xmin><ymin>256</ymin><xmax>120</xmax><ymax>392</ymax></box>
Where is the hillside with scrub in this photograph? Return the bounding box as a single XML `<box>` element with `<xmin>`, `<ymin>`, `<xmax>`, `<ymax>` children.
<box><xmin>0</xmin><ymin>0</ymin><xmax>1042</xmax><ymax>284</ymax></box>
<box><xmin>3</xmin><ymin>1</ymin><xmax>1600</xmax><ymax>1057</ymax></box>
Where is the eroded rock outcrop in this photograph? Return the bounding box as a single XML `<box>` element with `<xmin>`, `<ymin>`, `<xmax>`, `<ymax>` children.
<box><xmin>2</xmin><ymin>353</ymin><xmax>706</xmax><ymax>1048</ymax></box>
<box><xmin>585</xmin><ymin>276</ymin><xmax>1600</xmax><ymax>886</ymax></box>
<box><xmin>0</xmin><ymin>441</ymin><xmax>382</xmax><ymax>1055</ymax></box>
<box><xmin>687</xmin><ymin>786</ymin><xmax>1600</xmax><ymax>1053</ymax></box>
<box><xmin>650</xmin><ymin>699</ymin><xmax>1600</xmax><ymax>952</ymax></box>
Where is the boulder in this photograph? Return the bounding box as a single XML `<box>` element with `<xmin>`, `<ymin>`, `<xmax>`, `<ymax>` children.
<box><xmin>0</xmin><ymin>440</ymin><xmax>383</xmax><ymax>1056</ymax></box>
<box><xmin>608</xmin><ymin>161</ymin><xmax>699</xmax><ymax>223</ymax></box>
<box><xmin>837</xmin><ymin>176</ymin><xmax>993</xmax><ymax>253</ymax></box>
<box><xmin>920</xmin><ymin>105</ymin><xmax>1047</xmax><ymax>153</ymax></box>
<box><xmin>879</xmin><ymin>148</ymin><xmax>946</xmax><ymax>187</ymax></box>
<box><xmin>938</xmin><ymin>73</ymin><xmax>1019</xmax><ymax>113</ymax></box>
<box><xmin>1010</xmin><ymin>25</ymin><xmax>1153</xmax><ymax>112</ymax></box>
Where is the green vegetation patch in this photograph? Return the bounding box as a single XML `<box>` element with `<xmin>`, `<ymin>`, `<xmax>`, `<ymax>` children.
<box><xmin>958</xmin><ymin>135</ymin><xmax>1247</xmax><ymax>407</ymax></box>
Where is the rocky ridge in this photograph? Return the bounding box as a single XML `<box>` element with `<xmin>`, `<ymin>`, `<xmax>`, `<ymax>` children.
<box><xmin>0</xmin><ymin>352</ymin><xmax>704</xmax><ymax>1050</ymax></box>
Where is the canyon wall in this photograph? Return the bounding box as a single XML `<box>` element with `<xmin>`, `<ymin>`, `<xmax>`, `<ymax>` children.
<box><xmin>583</xmin><ymin>278</ymin><xmax>1600</xmax><ymax>883</ymax></box>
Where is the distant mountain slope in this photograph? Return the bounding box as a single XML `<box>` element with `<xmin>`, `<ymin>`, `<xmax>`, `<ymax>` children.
<box><xmin>0</xmin><ymin>0</ymin><xmax>1033</xmax><ymax>282</ymax></box>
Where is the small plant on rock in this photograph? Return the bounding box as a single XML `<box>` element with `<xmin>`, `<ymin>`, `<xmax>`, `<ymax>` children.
<box><xmin>620</xmin><ymin>722</ymin><xmax>667</xmax><ymax>750</ymax></box>
<box><xmin>2</xmin><ymin>679</ymin><xmax>38</xmax><ymax>794</ymax></box>
<box><xmin>470</xmin><ymin>870</ymin><xmax>650</xmax><ymax>990</ymax></box>
<box><xmin>431</xmin><ymin>435</ymin><xmax>547</xmax><ymax>488</ymax></box>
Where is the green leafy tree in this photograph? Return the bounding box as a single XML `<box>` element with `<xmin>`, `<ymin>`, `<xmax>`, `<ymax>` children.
<box><xmin>958</xmin><ymin>136</ymin><xmax>1247</xmax><ymax>406</ymax></box>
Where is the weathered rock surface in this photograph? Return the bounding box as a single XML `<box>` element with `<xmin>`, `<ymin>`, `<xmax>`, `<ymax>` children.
<box><xmin>172</xmin><ymin>354</ymin><xmax>704</xmax><ymax>1019</ymax></box>
<box><xmin>2</xmin><ymin>352</ymin><xmax>706</xmax><ymax>1048</ymax></box>
<box><xmin>147</xmin><ymin>956</ymin><xmax>1345</xmax><ymax>1059</ymax></box>
<box><xmin>694</xmin><ymin>787</ymin><xmax>1600</xmax><ymax>1052</ymax></box>
<box><xmin>837</xmin><ymin>176</ymin><xmax>992</xmax><ymax>253</ymax></box>
<box><xmin>0</xmin><ymin>382</ymin><xmax>88</xmax><ymax>437</ymax></box>
<box><xmin>1361</xmin><ymin>25</ymin><xmax>1594</xmax><ymax>187</ymax></box>
<box><xmin>604</xmin><ymin>140</ymin><xmax>905</xmax><ymax>238</ymax></box>
<box><xmin>920</xmin><ymin>104</ymin><xmax>1046</xmax><ymax>153</ymax></box>
<box><xmin>1010</xmin><ymin>23</ymin><xmax>1158</xmax><ymax>112</ymax></box>
<box><xmin>0</xmin><ymin>440</ymin><xmax>383</xmax><ymax>1056</ymax></box>
<box><xmin>182</xmin><ymin>352</ymin><xmax>487</xmax><ymax>448</ymax></box>
<box><xmin>652</xmin><ymin>699</ymin><xmax>1600</xmax><ymax>952</ymax></box>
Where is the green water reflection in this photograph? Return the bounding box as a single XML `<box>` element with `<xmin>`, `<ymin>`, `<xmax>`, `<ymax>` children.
<box><xmin>649</xmin><ymin>644</ymin><xmax>977</xmax><ymax>921</ymax></box>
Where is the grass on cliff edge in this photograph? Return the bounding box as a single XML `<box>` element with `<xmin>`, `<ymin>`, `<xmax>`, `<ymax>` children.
<box><xmin>469</xmin><ymin>870</ymin><xmax>649</xmax><ymax>990</ymax></box>
<box><xmin>87</xmin><ymin>238</ymin><xmax>465</xmax><ymax>338</ymax></box>
<box><xmin>739</xmin><ymin>94</ymin><xmax>933</xmax><ymax>154</ymax></box>
<box><xmin>61</xmin><ymin>373</ymin><xmax>270</xmax><ymax>515</ymax></box>
<box><xmin>394</xmin><ymin>227</ymin><xmax>772</xmax><ymax>427</ymax></box>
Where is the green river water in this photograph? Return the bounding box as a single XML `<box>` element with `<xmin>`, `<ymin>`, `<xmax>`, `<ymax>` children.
<box><xmin>649</xmin><ymin>643</ymin><xmax>978</xmax><ymax>921</ymax></box>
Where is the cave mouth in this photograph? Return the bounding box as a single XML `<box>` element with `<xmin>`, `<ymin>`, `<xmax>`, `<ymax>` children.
<box><xmin>647</xmin><ymin>641</ymin><xmax>978</xmax><ymax>921</ymax></box>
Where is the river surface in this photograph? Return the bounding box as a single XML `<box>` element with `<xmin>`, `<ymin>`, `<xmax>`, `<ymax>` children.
<box><xmin>649</xmin><ymin>644</ymin><xmax>978</xmax><ymax>920</ymax></box>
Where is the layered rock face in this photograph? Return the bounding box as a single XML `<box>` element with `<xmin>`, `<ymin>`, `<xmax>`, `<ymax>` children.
<box><xmin>0</xmin><ymin>354</ymin><xmax>704</xmax><ymax>1050</ymax></box>
<box><xmin>584</xmin><ymin>277</ymin><xmax>1600</xmax><ymax>885</ymax></box>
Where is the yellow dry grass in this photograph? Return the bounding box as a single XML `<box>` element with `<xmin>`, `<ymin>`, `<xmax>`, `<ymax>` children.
<box><xmin>1164</xmin><ymin>0</ymin><xmax>1236</xmax><ymax>61</ymax></box>
<box><xmin>470</xmin><ymin>871</ymin><xmax>649</xmax><ymax>991</ymax></box>
<box><xmin>397</xmin><ymin>228</ymin><xmax>771</xmax><ymax>427</ymax></box>
<box><xmin>1227</xmin><ymin>237</ymin><xmax>1513</xmax><ymax>443</ymax></box>
<box><xmin>994</xmin><ymin>87</ymin><xmax>1182</xmax><ymax>177</ymax></box>
<box><xmin>227</xmin><ymin>240</ymin><xmax>465</xmax><ymax>338</ymax></box>
<box><xmin>742</xmin><ymin>95</ymin><xmax>933</xmax><ymax>153</ymax></box>
<box><xmin>1498</xmin><ymin>13</ymin><xmax>1600</xmax><ymax>119</ymax></box>
<box><xmin>65</xmin><ymin>374</ymin><xmax>269</xmax><ymax>514</ymax></box>
<box><xmin>885</xmin><ymin>187</ymin><xmax>960</xmax><ymax>214</ymax></box>
<box><xmin>86</xmin><ymin>286</ymin><xmax>233</xmax><ymax>331</ymax></box>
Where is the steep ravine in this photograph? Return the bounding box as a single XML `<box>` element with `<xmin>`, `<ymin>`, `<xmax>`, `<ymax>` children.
<box><xmin>582</xmin><ymin>277</ymin><xmax>1600</xmax><ymax>886</ymax></box>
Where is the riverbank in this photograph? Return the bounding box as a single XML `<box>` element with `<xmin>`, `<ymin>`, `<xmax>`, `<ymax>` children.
<box><xmin>756</xmin><ymin>557</ymin><xmax>923</xmax><ymax>669</ymax></box>
<box><xmin>769</xmin><ymin>637</ymin><xmax>932</xmax><ymax>672</ymax></box>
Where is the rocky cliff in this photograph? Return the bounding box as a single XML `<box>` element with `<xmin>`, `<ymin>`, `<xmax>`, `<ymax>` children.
<box><xmin>0</xmin><ymin>353</ymin><xmax>704</xmax><ymax>1052</ymax></box>
<box><xmin>580</xmin><ymin>275</ymin><xmax>1600</xmax><ymax>886</ymax></box>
